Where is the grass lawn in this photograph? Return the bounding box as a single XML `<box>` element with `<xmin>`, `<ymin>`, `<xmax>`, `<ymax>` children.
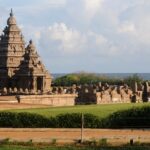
<box><xmin>0</xmin><ymin>145</ymin><xmax>150</xmax><ymax>150</ymax></box>
<box><xmin>6</xmin><ymin>103</ymin><xmax>150</xmax><ymax>118</ymax></box>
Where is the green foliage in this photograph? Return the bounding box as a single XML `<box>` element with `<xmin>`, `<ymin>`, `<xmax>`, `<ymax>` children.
<box><xmin>26</xmin><ymin>139</ymin><xmax>33</xmax><ymax>146</ymax></box>
<box><xmin>99</xmin><ymin>138</ymin><xmax>108</xmax><ymax>146</ymax></box>
<box><xmin>53</xmin><ymin>74</ymin><xmax>80</xmax><ymax>86</ymax></box>
<box><xmin>56</xmin><ymin>113</ymin><xmax>82</xmax><ymax>128</ymax></box>
<box><xmin>0</xmin><ymin>138</ymin><xmax>10</xmax><ymax>145</ymax></box>
<box><xmin>0</xmin><ymin>106</ymin><xmax>150</xmax><ymax>128</ymax></box>
<box><xmin>53</xmin><ymin>73</ymin><xmax>145</xmax><ymax>86</ymax></box>
<box><xmin>56</xmin><ymin>113</ymin><xmax>101</xmax><ymax>128</ymax></box>
<box><xmin>124</xmin><ymin>74</ymin><xmax>143</xmax><ymax>87</ymax></box>
<box><xmin>53</xmin><ymin>73</ymin><xmax>123</xmax><ymax>86</ymax></box>
<box><xmin>103</xmin><ymin>106</ymin><xmax>150</xmax><ymax>128</ymax></box>
<box><xmin>51</xmin><ymin>139</ymin><xmax>57</xmax><ymax>145</ymax></box>
<box><xmin>0</xmin><ymin>112</ymin><xmax>55</xmax><ymax>128</ymax></box>
<box><xmin>1</xmin><ymin>145</ymin><xmax>150</xmax><ymax>150</ymax></box>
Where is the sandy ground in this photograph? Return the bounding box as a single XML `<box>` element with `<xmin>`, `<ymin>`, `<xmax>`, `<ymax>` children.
<box><xmin>0</xmin><ymin>103</ymin><xmax>49</xmax><ymax>110</ymax></box>
<box><xmin>0</xmin><ymin>128</ymin><xmax>149</xmax><ymax>145</ymax></box>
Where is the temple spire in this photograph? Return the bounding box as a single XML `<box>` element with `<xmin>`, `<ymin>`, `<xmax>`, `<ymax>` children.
<box><xmin>7</xmin><ymin>9</ymin><xmax>17</xmax><ymax>25</ymax></box>
<box><xmin>10</xmin><ymin>8</ymin><xmax>13</xmax><ymax>17</ymax></box>
<box><xmin>29</xmin><ymin>39</ymin><xmax>33</xmax><ymax>44</ymax></box>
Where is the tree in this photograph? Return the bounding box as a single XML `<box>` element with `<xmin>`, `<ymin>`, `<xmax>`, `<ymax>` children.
<box><xmin>124</xmin><ymin>74</ymin><xmax>143</xmax><ymax>87</ymax></box>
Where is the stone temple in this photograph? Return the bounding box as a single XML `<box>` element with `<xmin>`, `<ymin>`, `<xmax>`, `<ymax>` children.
<box><xmin>0</xmin><ymin>10</ymin><xmax>52</xmax><ymax>94</ymax></box>
<box><xmin>0</xmin><ymin>10</ymin><xmax>149</xmax><ymax>106</ymax></box>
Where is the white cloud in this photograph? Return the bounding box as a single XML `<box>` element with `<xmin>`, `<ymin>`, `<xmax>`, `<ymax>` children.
<box><xmin>88</xmin><ymin>31</ymin><xmax>108</xmax><ymax>45</ymax></box>
<box><xmin>118</xmin><ymin>21</ymin><xmax>136</xmax><ymax>34</ymax></box>
<box><xmin>40</xmin><ymin>23</ymin><xmax>86</xmax><ymax>55</ymax></box>
<box><xmin>46</xmin><ymin>0</ymin><xmax>67</xmax><ymax>6</ymax></box>
<box><xmin>83</xmin><ymin>0</ymin><xmax>104</xmax><ymax>19</ymax></box>
<box><xmin>34</xmin><ymin>22</ymin><xmax>119</xmax><ymax>59</ymax></box>
<box><xmin>37</xmin><ymin>22</ymin><xmax>121</xmax><ymax>61</ymax></box>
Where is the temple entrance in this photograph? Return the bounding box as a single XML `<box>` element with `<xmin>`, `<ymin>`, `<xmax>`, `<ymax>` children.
<box><xmin>37</xmin><ymin>77</ymin><xmax>43</xmax><ymax>91</ymax></box>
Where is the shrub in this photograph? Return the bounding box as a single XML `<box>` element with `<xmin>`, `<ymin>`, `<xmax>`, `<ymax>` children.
<box><xmin>103</xmin><ymin>106</ymin><xmax>150</xmax><ymax>128</ymax></box>
<box><xmin>99</xmin><ymin>138</ymin><xmax>108</xmax><ymax>146</ymax></box>
<box><xmin>0</xmin><ymin>112</ymin><xmax>18</xmax><ymax>127</ymax></box>
<box><xmin>124</xmin><ymin>74</ymin><xmax>143</xmax><ymax>87</ymax></box>
<box><xmin>0</xmin><ymin>106</ymin><xmax>149</xmax><ymax>128</ymax></box>
<box><xmin>56</xmin><ymin>113</ymin><xmax>82</xmax><ymax>128</ymax></box>
<box><xmin>0</xmin><ymin>112</ymin><xmax>54</xmax><ymax>128</ymax></box>
<box><xmin>84</xmin><ymin>113</ymin><xmax>101</xmax><ymax>128</ymax></box>
<box><xmin>51</xmin><ymin>139</ymin><xmax>57</xmax><ymax>145</ymax></box>
<box><xmin>26</xmin><ymin>139</ymin><xmax>33</xmax><ymax>146</ymax></box>
<box><xmin>56</xmin><ymin>113</ymin><xmax>101</xmax><ymax>128</ymax></box>
<box><xmin>0</xmin><ymin>138</ymin><xmax>10</xmax><ymax>145</ymax></box>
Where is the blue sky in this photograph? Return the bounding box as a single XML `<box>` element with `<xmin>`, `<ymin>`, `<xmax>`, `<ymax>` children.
<box><xmin>0</xmin><ymin>0</ymin><xmax>150</xmax><ymax>73</ymax></box>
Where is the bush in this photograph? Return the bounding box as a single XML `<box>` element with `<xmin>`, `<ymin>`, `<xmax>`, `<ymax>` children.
<box><xmin>0</xmin><ymin>106</ymin><xmax>149</xmax><ymax>128</ymax></box>
<box><xmin>0</xmin><ymin>112</ymin><xmax>55</xmax><ymax>128</ymax></box>
<box><xmin>56</xmin><ymin>113</ymin><xmax>100</xmax><ymax>128</ymax></box>
<box><xmin>0</xmin><ymin>112</ymin><xmax>100</xmax><ymax>128</ymax></box>
<box><xmin>103</xmin><ymin>106</ymin><xmax>150</xmax><ymax>128</ymax></box>
<box><xmin>124</xmin><ymin>74</ymin><xmax>143</xmax><ymax>87</ymax></box>
<box><xmin>56</xmin><ymin>113</ymin><xmax>82</xmax><ymax>128</ymax></box>
<box><xmin>99</xmin><ymin>138</ymin><xmax>108</xmax><ymax>146</ymax></box>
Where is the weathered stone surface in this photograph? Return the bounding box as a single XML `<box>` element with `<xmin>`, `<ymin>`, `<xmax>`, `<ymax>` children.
<box><xmin>75</xmin><ymin>83</ymin><xmax>147</xmax><ymax>104</ymax></box>
<box><xmin>17</xmin><ymin>94</ymin><xmax>77</xmax><ymax>106</ymax></box>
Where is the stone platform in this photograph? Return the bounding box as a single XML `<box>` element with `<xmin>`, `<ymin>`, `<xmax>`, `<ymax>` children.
<box><xmin>0</xmin><ymin>96</ymin><xmax>18</xmax><ymax>103</ymax></box>
<box><xmin>17</xmin><ymin>94</ymin><xmax>77</xmax><ymax>106</ymax></box>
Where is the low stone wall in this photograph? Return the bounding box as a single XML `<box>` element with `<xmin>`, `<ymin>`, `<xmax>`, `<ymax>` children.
<box><xmin>17</xmin><ymin>94</ymin><xmax>77</xmax><ymax>106</ymax></box>
<box><xmin>0</xmin><ymin>96</ymin><xmax>18</xmax><ymax>103</ymax></box>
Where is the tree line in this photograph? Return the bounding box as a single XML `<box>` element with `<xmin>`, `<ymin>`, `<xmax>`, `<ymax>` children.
<box><xmin>53</xmin><ymin>73</ymin><xmax>144</xmax><ymax>87</ymax></box>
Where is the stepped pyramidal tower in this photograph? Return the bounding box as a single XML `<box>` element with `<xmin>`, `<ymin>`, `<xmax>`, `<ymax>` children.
<box><xmin>0</xmin><ymin>9</ymin><xmax>52</xmax><ymax>94</ymax></box>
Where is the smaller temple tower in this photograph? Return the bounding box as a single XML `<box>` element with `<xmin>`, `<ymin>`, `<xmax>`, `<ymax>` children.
<box><xmin>16</xmin><ymin>40</ymin><xmax>52</xmax><ymax>93</ymax></box>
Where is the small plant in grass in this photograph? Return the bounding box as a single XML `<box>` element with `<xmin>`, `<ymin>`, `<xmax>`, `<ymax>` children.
<box><xmin>81</xmin><ymin>139</ymin><xmax>98</xmax><ymax>146</ymax></box>
<box><xmin>138</xmin><ymin>136</ymin><xmax>141</xmax><ymax>143</ymax></box>
<box><xmin>81</xmin><ymin>140</ymin><xmax>89</xmax><ymax>146</ymax></box>
<box><xmin>26</xmin><ymin>139</ymin><xmax>33</xmax><ymax>146</ymax></box>
<box><xmin>134</xmin><ymin>136</ymin><xmax>141</xmax><ymax>146</ymax></box>
<box><xmin>0</xmin><ymin>138</ymin><xmax>10</xmax><ymax>145</ymax></box>
<box><xmin>90</xmin><ymin>138</ymin><xmax>97</xmax><ymax>146</ymax></box>
<box><xmin>99</xmin><ymin>138</ymin><xmax>108</xmax><ymax>146</ymax></box>
<box><xmin>51</xmin><ymin>138</ymin><xmax>57</xmax><ymax>145</ymax></box>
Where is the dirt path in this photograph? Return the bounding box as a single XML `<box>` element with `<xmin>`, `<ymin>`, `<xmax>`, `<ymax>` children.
<box><xmin>0</xmin><ymin>128</ymin><xmax>149</xmax><ymax>145</ymax></box>
<box><xmin>0</xmin><ymin>103</ymin><xmax>49</xmax><ymax>110</ymax></box>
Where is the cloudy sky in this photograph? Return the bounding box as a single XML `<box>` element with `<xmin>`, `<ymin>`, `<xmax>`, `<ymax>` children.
<box><xmin>0</xmin><ymin>0</ymin><xmax>150</xmax><ymax>73</ymax></box>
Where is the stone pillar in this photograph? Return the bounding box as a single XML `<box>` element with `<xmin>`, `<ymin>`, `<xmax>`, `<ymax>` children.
<box><xmin>98</xmin><ymin>82</ymin><xmax>102</xmax><ymax>87</ymax></box>
<box><xmin>133</xmin><ymin>82</ymin><xmax>138</xmax><ymax>93</ymax></box>
<box><xmin>142</xmin><ymin>82</ymin><xmax>149</xmax><ymax>102</ymax></box>
<box><xmin>42</xmin><ymin>77</ymin><xmax>45</xmax><ymax>93</ymax></box>
<box><xmin>33</xmin><ymin>77</ymin><xmax>37</xmax><ymax>93</ymax></box>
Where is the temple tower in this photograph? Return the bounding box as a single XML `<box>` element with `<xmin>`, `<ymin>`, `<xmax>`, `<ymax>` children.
<box><xmin>0</xmin><ymin>9</ymin><xmax>25</xmax><ymax>88</ymax></box>
<box><xmin>0</xmin><ymin>10</ymin><xmax>52</xmax><ymax>93</ymax></box>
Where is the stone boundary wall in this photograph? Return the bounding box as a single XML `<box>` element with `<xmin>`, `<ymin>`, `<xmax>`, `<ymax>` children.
<box><xmin>17</xmin><ymin>94</ymin><xmax>77</xmax><ymax>106</ymax></box>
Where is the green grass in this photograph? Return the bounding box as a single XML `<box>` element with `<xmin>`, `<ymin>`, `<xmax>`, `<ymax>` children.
<box><xmin>6</xmin><ymin>103</ymin><xmax>150</xmax><ymax>118</ymax></box>
<box><xmin>0</xmin><ymin>145</ymin><xmax>150</xmax><ymax>150</ymax></box>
